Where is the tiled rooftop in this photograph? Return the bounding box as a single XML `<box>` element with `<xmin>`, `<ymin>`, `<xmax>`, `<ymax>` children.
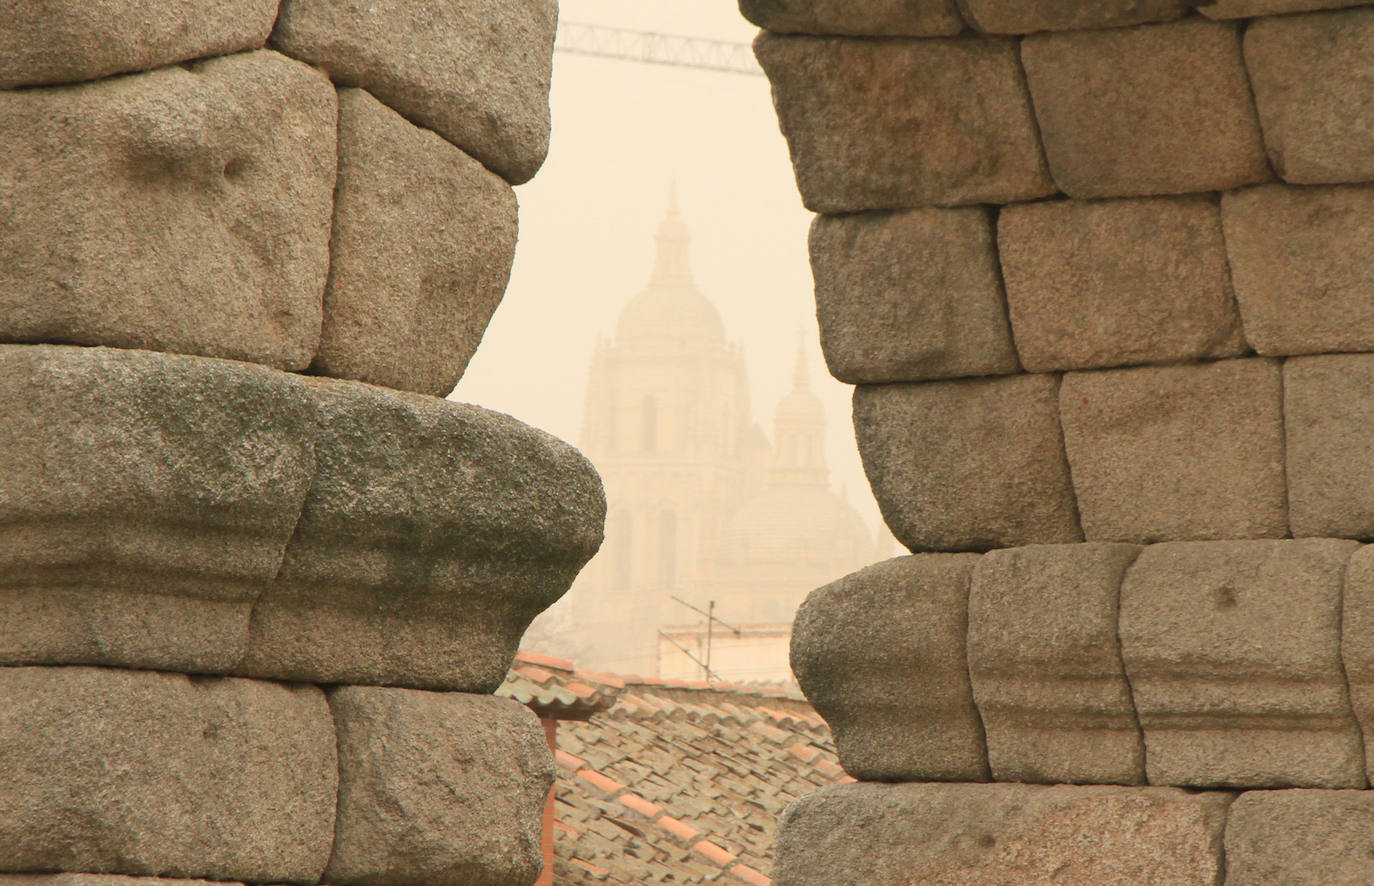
<box><xmin>499</xmin><ymin>652</ymin><xmax>850</xmax><ymax>884</ymax></box>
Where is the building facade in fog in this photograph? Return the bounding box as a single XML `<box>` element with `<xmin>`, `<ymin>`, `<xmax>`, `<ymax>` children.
<box><xmin>553</xmin><ymin>194</ymin><xmax>884</xmax><ymax>682</ymax></box>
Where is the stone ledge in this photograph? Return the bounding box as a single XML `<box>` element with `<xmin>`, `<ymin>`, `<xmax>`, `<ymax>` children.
<box><xmin>739</xmin><ymin>0</ymin><xmax>965</xmax><ymax>36</ymax></box>
<box><xmin>796</xmin><ymin>539</ymin><xmax>1374</xmax><ymax>789</ymax></box>
<box><xmin>0</xmin><ymin>344</ymin><xmax>605</xmax><ymax>691</ymax></box>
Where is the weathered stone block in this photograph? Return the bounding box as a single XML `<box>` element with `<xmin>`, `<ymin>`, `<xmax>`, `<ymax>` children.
<box><xmin>313</xmin><ymin>89</ymin><xmax>517</xmax><ymax>397</ymax></box>
<box><xmin>0</xmin><ymin>878</ymin><xmax>238</xmax><ymax>886</ymax></box>
<box><xmin>1225</xmin><ymin>790</ymin><xmax>1374</xmax><ymax>886</ymax></box>
<box><xmin>956</xmin><ymin>0</ymin><xmax>1188</xmax><ymax>34</ymax></box>
<box><xmin>755</xmin><ymin>34</ymin><xmax>1053</xmax><ymax>213</ymax></box>
<box><xmin>1200</xmin><ymin>0</ymin><xmax>1366</xmax><ymax>16</ymax></box>
<box><xmin>811</xmin><ymin>208</ymin><xmax>1019</xmax><ymax>384</ymax></box>
<box><xmin>774</xmin><ymin>782</ymin><xmax>1230</xmax><ymax>886</ymax></box>
<box><xmin>1120</xmin><ymin>539</ymin><xmax>1365</xmax><ymax>788</ymax></box>
<box><xmin>1337</xmin><ymin>545</ymin><xmax>1374</xmax><ymax>776</ymax></box>
<box><xmin>1222</xmin><ymin>184</ymin><xmax>1374</xmax><ymax>357</ymax></box>
<box><xmin>790</xmin><ymin>555</ymin><xmax>989</xmax><ymax>782</ymax></box>
<box><xmin>1245</xmin><ymin>10</ymin><xmax>1374</xmax><ymax>186</ymax></box>
<box><xmin>1059</xmin><ymin>359</ymin><xmax>1286</xmax><ymax>543</ymax></box>
<box><xmin>854</xmin><ymin>374</ymin><xmax>1081</xmax><ymax>552</ymax></box>
<box><xmin>0</xmin><ymin>345</ymin><xmax>314</xmax><ymax>674</ymax></box>
<box><xmin>999</xmin><ymin>196</ymin><xmax>1246</xmax><ymax>373</ymax></box>
<box><xmin>740</xmin><ymin>0</ymin><xmax>964</xmax><ymax>36</ymax></box>
<box><xmin>325</xmin><ymin>686</ymin><xmax>553</xmax><ymax>886</ymax></box>
<box><xmin>0</xmin><ymin>0</ymin><xmax>278</xmax><ymax>88</ymax></box>
<box><xmin>0</xmin><ymin>51</ymin><xmax>335</xmax><ymax>370</ymax></box>
<box><xmin>1021</xmin><ymin>20</ymin><xmax>1269</xmax><ymax>199</ymax></box>
<box><xmin>237</xmin><ymin>378</ymin><xmax>606</xmax><ymax>692</ymax></box>
<box><xmin>0</xmin><ymin>667</ymin><xmax>336</xmax><ymax>881</ymax></box>
<box><xmin>272</xmin><ymin>0</ymin><xmax>555</xmax><ymax>185</ymax></box>
<box><xmin>1284</xmin><ymin>355</ymin><xmax>1374</xmax><ymax>539</ymax></box>
<box><xmin>968</xmin><ymin>543</ymin><xmax>1145</xmax><ymax>786</ymax></box>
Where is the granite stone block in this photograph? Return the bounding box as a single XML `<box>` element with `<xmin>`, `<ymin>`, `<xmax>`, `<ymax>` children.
<box><xmin>739</xmin><ymin>0</ymin><xmax>964</xmax><ymax>36</ymax></box>
<box><xmin>325</xmin><ymin>687</ymin><xmax>554</xmax><ymax>886</ymax></box>
<box><xmin>855</xmin><ymin>374</ymin><xmax>1082</xmax><ymax>552</ymax></box>
<box><xmin>1284</xmin><ymin>355</ymin><xmax>1374</xmax><ymax>539</ymax></box>
<box><xmin>1336</xmin><ymin>544</ymin><xmax>1374</xmax><ymax>776</ymax></box>
<box><xmin>775</xmin><ymin>782</ymin><xmax>1231</xmax><ymax>886</ymax></box>
<box><xmin>999</xmin><ymin>195</ymin><xmax>1246</xmax><ymax>372</ymax></box>
<box><xmin>272</xmin><ymin>0</ymin><xmax>556</xmax><ymax>184</ymax></box>
<box><xmin>791</xmin><ymin>555</ymin><xmax>989</xmax><ymax>782</ymax></box>
<box><xmin>1021</xmin><ymin>19</ymin><xmax>1269</xmax><ymax>198</ymax></box>
<box><xmin>969</xmin><ymin>543</ymin><xmax>1146</xmax><ymax>785</ymax></box>
<box><xmin>811</xmin><ymin>208</ymin><xmax>1019</xmax><ymax>384</ymax></box>
<box><xmin>0</xmin><ymin>51</ymin><xmax>336</xmax><ymax>369</ymax></box>
<box><xmin>1225</xmin><ymin>790</ymin><xmax>1374</xmax><ymax>886</ymax></box>
<box><xmin>1245</xmin><ymin>9</ymin><xmax>1374</xmax><ymax>185</ymax></box>
<box><xmin>313</xmin><ymin>89</ymin><xmax>517</xmax><ymax>397</ymax></box>
<box><xmin>0</xmin><ymin>667</ymin><xmax>336</xmax><ymax>881</ymax></box>
<box><xmin>1222</xmin><ymin>184</ymin><xmax>1374</xmax><ymax>357</ymax></box>
<box><xmin>1059</xmin><ymin>359</ymin><xmax>1286</xmax><ymax>543</ymax></box>
<box><xmin>755</xmin><ymin>34</ymin><xmax>1053</xmax><ymax>213</ymax></box>
<box><xmin>1120</xmin><ymin>539</ymin><xmax>1365</xmax><ymax>788</ymax></box>
<box><xmin>0</xmin><ymin>0</ymin><xmax>278</xmax><ymax>88</ymax></box>
<box><xmin>956</xmin><ymin>0</ymin><xmax>1188</xmax><ymax>34</ymax></box>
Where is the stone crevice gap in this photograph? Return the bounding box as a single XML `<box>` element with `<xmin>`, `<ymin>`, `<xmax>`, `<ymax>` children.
<box><xmin>1113</xmin><ymin>547</ymin><xmax>1150</xmax><ymax>785</ymax></box>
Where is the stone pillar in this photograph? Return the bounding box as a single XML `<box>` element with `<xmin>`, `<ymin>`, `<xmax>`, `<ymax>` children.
<box><xmin>0</xmin><ymin>3</ymin><xmax>604</xmax><ymax>885</ymax></box>
<box><xmin>746</xmin><ymin>1</ymin><xmax>1374</xmax><ymax>882</ymax></box>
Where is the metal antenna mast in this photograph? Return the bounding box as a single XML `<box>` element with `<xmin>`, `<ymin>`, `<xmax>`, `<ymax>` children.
<box><xmin>555</xmin><ymin>21</ymin><xmax>763</xmax><ymax>77</ymax></box>
<box><xmin>670</xmin><ymin>595</ymin><xmax>743</xmax><ymax>682</ymax></box>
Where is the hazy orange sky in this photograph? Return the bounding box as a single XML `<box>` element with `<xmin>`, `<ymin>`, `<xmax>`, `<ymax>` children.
<box><xmin>452</xmin><ymin>0</ymin><xmax>884</xmax><ymax>533</ymax></box>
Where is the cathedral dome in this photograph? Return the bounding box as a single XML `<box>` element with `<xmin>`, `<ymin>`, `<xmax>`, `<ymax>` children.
<box><xmin>718</xmin><ymin>484</ymin><xmax>873</xmax><ymax>569</ymax></box>
<box><xmin>614</xmin><ymin>188</ymin><xmax>726</xmax><ymax>350</ymax></box>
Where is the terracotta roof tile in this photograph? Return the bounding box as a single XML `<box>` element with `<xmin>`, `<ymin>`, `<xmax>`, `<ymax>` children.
<box><xmin>517</xmin><ymin>650</ymin><xmax>576</xmax><ymax>670</ymax></box>
<box><xmin>730</xmin><ymin>862</ymin><xmax>771</xmax><ymax>884</ymax></box>
<box><xmin>617</xmin><ymin>792</ymin><xmax>663</xmax><ymax>819</ymax></box>
<box><xmin>692</xmin><ymin>839</ymin><xmax>739</xmax><ymax>866</ymax></box>
<box><xmin>556</xmin><ymin>749</ymin><xmax>588</xmax><ymax>770</ymax></box>
<box><xmin>578</xmin><ymin>768</ymin><xmax>626</xmax><ymax>796</ymax></box>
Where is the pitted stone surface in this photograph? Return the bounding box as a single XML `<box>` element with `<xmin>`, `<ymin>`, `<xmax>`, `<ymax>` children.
<box><xmin>1060</xmin><ymin>359</ymin><xmax>1286</xmax><ymax>543</ymax></box>
<box><xmin>272</xmin><ymin>0</ymin><xmax>556</xmax><ymax>185</ymax></box>
<box><xmin>811</xmin><ymin>208</ymin><xmax>1019</xmax><ymax>384</ymax></box>
<box><xmin>956</xmin><ymin>0</ymin><xmax>1188</xmax><ymax>34</ymax></box>
<box><xmin>755</xmin><ymin>34</ymin><xmax>1053</xmax><ymax>213</ymax></box>
<box><xmin>1245</xmin><ymin>9</ymin><xmax>1374</xmax><ymax>185</ymax></box>
<box><xmin>791</xmin><ymin>555</ymin><xmax>989</xmax><ymax>782</ymax></box>
<box><xmin>0</xmin><ymin>50</ymin><xmax>336</xmax><ymax>370</ymax></box>
<box><xmin>774</xmin><ymin>782</ymin><xmax>1230</xmax><ymax>886</ymax></box>
<box><xmin>0</xmin><ymin>0</ymin><xmax>279</xmax><ymax>88</ymax></box>
<box><xmin>969</xmin><ymin>543</ymin><xmax>1146</xmax><ymax>786</ymax></box>
<box><xmin>855</xmin><ymin>374</ymin><xmax>1081</xmax><ymax>552</ymax></box>
<box><xmin>1021</xmin><ymin>19</ymin><xmax>1269</xmax><ymax>199</ymax></box>
<box><xmin>1120</xmin><ymin>539</ymin><xmax>1365</xmax><ymax>788</ymax></box>
<box><xmin>1338</xmin><ymin>545</ymin><xmax>1374</xmax><ymax>776</ymax></box>
<box><xmin>999</xmin><ymin>195</ymin><xmax>1246</xmax><ymax>372</ymax></box>
<box><xmin>325</xmin><ymin>686</ymin><xmax>553</xmax><ymax>886</ymax></box>
<box><xmin>238</xmin><ymin>377</ymin><xmax>606</xmax><ymax>692</ymax></box>
<box><xmin>1223</xmin><ymin>184</ymin><xmax>1374</xmax><ymax>357</ymax></box>
<box><xmin>313</xmin><ymin>89</ymin><xmax>517</xmax><ymax>397</ymax></box>
<box><xmin>1225</xmin><ymin>790</ymin><xmax>1374</xmax><ymax>886</ymax></box>
<box><xmin>740</xmin><ymin>0</ymin><xmax>964</xmax><ymax>36</ymax></box>
<box><xmin>0</xmin><ymin>345</ymin><xmax>314</xmax><ymax>674</ymax></box>
<box><xmin>0</xmin><ymin>667</ymin><xmax>336</xmax><ymax>881</ymax></box>
<box><xmin>1284</xmin><ymin>355</ymin><xmax>1374</xmax><ymax>539</ymax></box>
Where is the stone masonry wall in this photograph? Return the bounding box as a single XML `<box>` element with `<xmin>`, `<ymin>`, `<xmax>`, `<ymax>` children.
<box><xmin>0</xmin><ymin>3</ymin><xmax>605</xmax><ymax>885</ymax></box>
<box><xmin>746</xmin><ymin>0</ymin><xmax>1374</xmax><ymax>882</ymax></box>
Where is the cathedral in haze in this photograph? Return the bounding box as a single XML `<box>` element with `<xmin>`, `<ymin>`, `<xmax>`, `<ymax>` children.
<box><xmin>534</xmin><ymin>192</ymin><xmax>887</xmax><ymax>683</ymax></box>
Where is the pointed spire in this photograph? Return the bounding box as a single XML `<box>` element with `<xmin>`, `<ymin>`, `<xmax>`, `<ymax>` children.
<box><xmin>650</xmin><ymin>182</ymin><xmax>692</xmax><ymax>286</ymax></box>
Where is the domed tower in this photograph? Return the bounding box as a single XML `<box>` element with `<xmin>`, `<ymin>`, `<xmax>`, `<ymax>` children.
<box><xmin>572</xmin><ymin>189</ymin><xmax>757</xmax><ymax>674</ymax></box>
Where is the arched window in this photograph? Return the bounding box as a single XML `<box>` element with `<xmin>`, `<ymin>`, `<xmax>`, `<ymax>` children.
<box><xmin>612</xmin><ymin>510</ymin><xmax>632</xmax><ymax>591</ymax></box>
<box><xmin>642</xmin><ymin>395</ymin><xmax>658</xmax><ymax>453</ymax></box>
<box><xmin>659</xmin><ymin>509</ymin><xmax>677</xmax><ymax>589</ymax></box>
